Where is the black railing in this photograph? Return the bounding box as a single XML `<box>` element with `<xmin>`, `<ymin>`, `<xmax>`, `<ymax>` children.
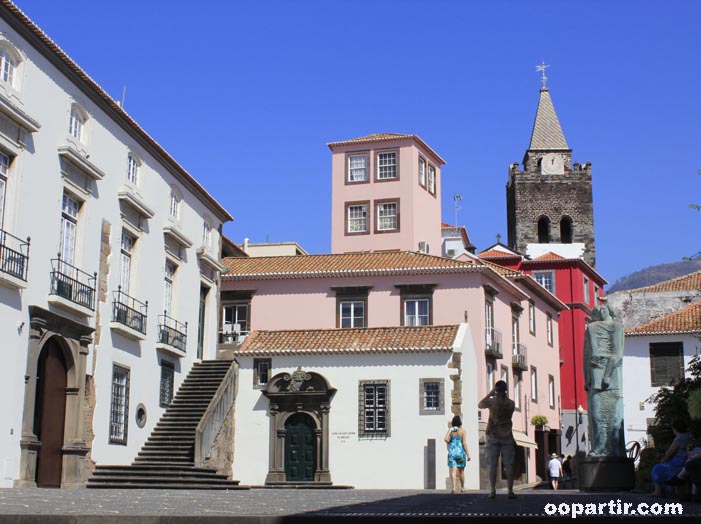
<box><xmin>484</xmin><ymin>327</ymin><xmax>503</xmax><ymax>359</ymax></box>
<box><xmin>0</xmin><ymin>230</ymin><xmax>29</xmax><ymax>281</ymax></box>
<box><xmin>158</xmin><ymin>312</ymin><xmax>187</xmax><ymax>353</ymax></box>
<box><xmin>112</xmin><ymin>287</ymin><xmax>148</xmax><ymax>334</ymax></box>
<box><xmin>50</xmin><ymin>256</ymin><xmax>96</xmax><ymax>310</ymax></box>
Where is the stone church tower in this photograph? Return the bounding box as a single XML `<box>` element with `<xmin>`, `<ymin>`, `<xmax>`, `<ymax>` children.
<box><xmin>506</xmin><ymin>87</ymin><xmax>596</xmax><ymax>267</ymax></box>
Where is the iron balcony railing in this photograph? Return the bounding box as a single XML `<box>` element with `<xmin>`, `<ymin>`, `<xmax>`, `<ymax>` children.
<box><xmin>218</xmin><ymin>323</ymin><xmax>249</xmax><ymax>344</ymax></box>
<box><xmin>512</xmin><ymin>343</ymin><xmax>528</xmax><ymax>370</ymax></box>
<box><xmin>0</xmin><ymin>230</ymin><xmax>29</xmax><ymax>281</ymax></box>
<box><xmin>112</xmin><ymin>287</ymin><xmax>148</xmax><ymax>334</ymax></box>
<box><xmin>484</xmin><ymin>327</ymin><xmax>503</xmax><ymax>359</ymax></box>
<box><xmin>158</xmin><ymin>312</ymin><xmax>187</xmax><ymax>353</ymax></box>
<box><xmin>50</xmin><ymin>256</ymin><xmax>96</xmax><ymax>310</ymax></box>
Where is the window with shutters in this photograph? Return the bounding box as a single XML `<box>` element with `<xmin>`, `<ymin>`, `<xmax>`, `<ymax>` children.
<box><xmin>649</xmin><ymin>342</ymin><xmax>684</xmax><ymax>387</ymax></box>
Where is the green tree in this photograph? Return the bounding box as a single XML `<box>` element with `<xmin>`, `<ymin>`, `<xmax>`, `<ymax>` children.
<box><xmin>650</xmin><ymin>355</ymin><xmax>701</xmax><ymax>449</ymax></box>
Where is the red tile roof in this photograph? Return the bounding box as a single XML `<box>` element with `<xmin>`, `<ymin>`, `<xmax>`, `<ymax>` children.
<box><xmin>627</xmin><ymin>270</ymin><xmax>701</xmax><ymax>293</ymax></box>
<box><xmin>532</xmin><ymin>252</ymin><xmax>566</xmax><ymax>262</ymax></box>
<box><xmin>235</xmin><ymin>325</ymin><xmax>460</xmax><ymax>355</ymax></box>
<box><xmin>626</xmin><ymin>302</ymin><xmax>701</xmax><ymax>336</ymax></box>
<box><xmin>441</xmin><ymin>222</ymin><xmax>472</xmax><ymax>247</ymax></box>
<box><xmin>478</xmin><ymin>248</ymin><xmax>522</xmax><ymax>259</ymax></box>
<box><xmin>326</xmin><ymin>133</ymin><xmax>446</xmax><ymax>164</ymax></box>
<box><xmin>221</xmin><ymin>251</ymin><xmax>481</xmax><ymax>280</ymax></box>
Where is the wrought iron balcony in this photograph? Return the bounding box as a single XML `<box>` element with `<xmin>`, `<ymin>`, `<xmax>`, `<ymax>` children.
<box><xmin>0</xmin><ymin>229</ymin><xmax>29</xmax><ymax>284</ymax></box>
<box><xmin>112</xmin><ymin>287</ymin><xmax>148</xmax><ymax>334</ymax></box>
<box><xmin>484</xmin><ymin>327</ymin><xmax>503</xmax><ymax>359</ymax></box>
<box><xmin>512</xmin><ymin>343</ymin><xmax>528</xmax><ymax>371</ymax></box>
<box><xmin>49</xmin><ymin>256</ymin><xmax>96</xmax><ymax>311</ymax></box>
<box><xmin>218</xmin><ymin>323</ymin><xmax>249</xmax><ymax>345</ymax></box>
<box><xmin>158</xmin><ymin>312</ymin><xmax>187</xmax><ymax>353</ymax></box>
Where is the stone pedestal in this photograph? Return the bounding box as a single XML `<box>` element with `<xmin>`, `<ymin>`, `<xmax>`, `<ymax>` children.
<box><xmin>578</xmin><ymin>456</ymin><xmax>635</xmax><ymax>492</ymax></box>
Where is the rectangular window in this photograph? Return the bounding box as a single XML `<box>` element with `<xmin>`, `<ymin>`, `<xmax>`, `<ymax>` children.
<box><xmin>418</xmin><ymin>157</ymin><xmax>426</xmax><ymax>187</ymax></box>
<box><xmin>202</xmin><ymin>221</ymin><xmax>212</xmax><ymax>250</ymax></box>
<box><xmin>376</xmin><ymin>151</ymin><xmax>397</xmax><ymax>180</ymax></box>
<box><xmin>649</xmin><ymin>342</ymin><xmax>684</xmax><ymax>387</ymax></box>
<box><xmin>197</xmin><ymin>286</ymin><xmax>209</xmax><ymax>360</ymax></box>
<box><xmin>163</xmin><ymin>260</ymin><xmax>176</xmax><ymax>314</ymax></box>
<box><xmin>594</xmin><ymin>285</ymin><xmax>600</xmax><ymax>302</ymax></box>
<box><xmin>347</xmin><ymin>153</ymin><xmax>368</xmax><ymax>182</ymax></box>
<box><xmin>528</xmin><ymin>301</ymin><xmax>536</xmax><ymax>335</ymax></box>
<box><xmin>533</xmin><ymin>270</ymin><xmax>555</xmax><ymax>294</ymax></box>
<box><xmin>513</xmin><ymin>372</ymin><xmax>522</xmax><ymax>411</ymax></box>
<box><xmin>69</xmin><ymin>106</ymin><xmax>85</xmax><ymax>142</ymax></box>
<box><xmin>427</xmin><ymin>164</ymin><xmax>436</xmax><ymax>194</ymax></box>
<box><xmin>486</xmin><ymin>361</ymin><xmax>495</xmax><ymax>391</ymax></box>
<box><xmin>222</xmin><ymin>302</ymin><xmax>250</xmax><ymax>335</ymax></box>
<box><xmin>339</xmin><ymin>300</ymin><xmax>365</xmax><ymax>328</ymax></box>
<box><xmin>254</xmin><ymin>358</ymin><xmax>271</xmax><ymax>388</ymax></box>
<box><xmin>419</xmin><ymin>378</ymin><xmax>444</xmax><ymax>415</ymax></box>
<box><xmin>0</xmin><ymin>152</ymin><xmax>9</xmax><ymax>226</ymax></box>
<box><xmin>359</xmin><ymin>380</ymin><xmax>390</xmax><ymax>437</ymax></box>
<box><xmin>160</xmin><ymin>360</ymin><xmax>174</xmax><ymax>407</ymax></box>
<box><xmin>60</xmin><ymin>193</ymin><xmax>80</xmax><ymax>267</ymax></box>
<box><xmin>120</xmin><ymin>232</ymin><xmax>134</xmax><ymax>295</ymax></box>
<box><xmin>169</xmin><ymin>191</ymin><xmax>180</xmax><ymax>221</ymax></box>
<box><xmin>530</xmin><ymin>366</ymin><xmax>538</xmax><ymax>402</ymax></box>
<box><xmin>346</xmin><ymin>203</ymin><xmax>368</xmax><ymax>234</ymax></box>
<box><xmin>127</xmin><ymin>154</ymin><xmax>139</xmax><ymax>186</ymax></box>
<box><xmin>548</xmin><ymin>374</ymin><xmax>555</xmax><ymax>409</ymax></box>
<box><xmin>376</xmin><ymin>201</ymin><xmax>398</xmax><ymax>231</ymax></box>
<box><xmin>512</xmin><ymin>315</ymin><xmax>520</xmax><ymax>355</ymax></box>
<box><xmin>583</xmin><ymin>276</ymin><xmax>590</xmax><ymax>305</ymax></box>
<box><xmin>110</xmin><ymin>365</ymin><xmax>130</xmax><ymax>444</ymax></box>
<box><xmin>546</xmin><ymin>313</ymin><xmax>553</xmax><ymax>346</ymax></box>
<box><xmin>501</xmin><ymin>365</ymin><xmax>509</xmax><ymax>392</ymax></box>
<box><xmin>403</xmin><ymin>297</ymin><xmax>430</xmax><ymax>326</ymax></box>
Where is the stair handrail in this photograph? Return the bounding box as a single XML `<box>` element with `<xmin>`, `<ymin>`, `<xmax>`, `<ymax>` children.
<box><xmin>195</xmin><ymin>360</ymin><xmax>239</xmax><ymax>468</ymax></box>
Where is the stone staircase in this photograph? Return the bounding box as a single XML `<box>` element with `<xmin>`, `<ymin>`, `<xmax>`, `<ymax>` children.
<box><xmin>88</xmin><ymin>360</ymin><xmax>245</xmax><ymax>489</ymax></box>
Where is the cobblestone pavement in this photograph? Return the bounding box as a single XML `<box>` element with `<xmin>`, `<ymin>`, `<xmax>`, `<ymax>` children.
<box><xmin>0</xmin><ymin>488</ymin><xmax>698</xmax><ymax>522</ymax></box>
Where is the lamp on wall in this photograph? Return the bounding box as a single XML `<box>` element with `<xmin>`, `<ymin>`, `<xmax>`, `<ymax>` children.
<box><xmin>577</xmin><ymin>404</ymin><xmax>584</xmax><ymax>424</ymax></box>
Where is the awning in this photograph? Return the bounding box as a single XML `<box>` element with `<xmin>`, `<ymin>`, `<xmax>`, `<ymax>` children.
<box><xmin>513</xmin><ymin>431</ymin><xmax>538</xmax><ymax>449</ymax></box>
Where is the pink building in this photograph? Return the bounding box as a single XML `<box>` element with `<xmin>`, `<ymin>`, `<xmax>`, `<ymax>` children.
<box><xmin>329</xmin><ymin>134</ymin><xmax>444</xmax><ymax>255</ymax></box>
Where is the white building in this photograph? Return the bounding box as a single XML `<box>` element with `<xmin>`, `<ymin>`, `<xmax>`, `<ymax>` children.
<box><xmin>623</xmin><ymin>302</ymin><xmax>701</xmax><ymax>448</ymax></box>
<box><xmin>0</xmin><ymin>2</ymin><xmax>231</xmax><ymax>487</ymax></box>
<box><xmin>231</xmin><ymin>325</ymin><xmax>479</xmax><ymax>490</ymax></box>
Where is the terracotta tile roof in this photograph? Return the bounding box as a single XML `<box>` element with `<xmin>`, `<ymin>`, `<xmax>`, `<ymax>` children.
<box><xmin>627</xmin><ymin>270</ymin><xmax>701</xmax><ymax>293</ymax></box>
<box><xmin>479</xmin><ymin>261</ymin><xmax>568</xmax><ymax>311</ymax></box>
<box><xmin>221</xmin><ymin>251</ymin><xmax>482</xmax><ymax>280</ymax></box>
<box><xmin>626</xmin><ymin>302</ymin><xmax>701</xmax><ymax>336</ymax></box>
<box><xmin>441</xmin><ymin>222</ymin><xmax>472</xmax><ymax>247</ymax></box>
<box><xmin>478</xmin><ymin>248</ymin><xmax>522</xmax><ymax>259</ymax></box>
<box><xmin>481</xmin><ymin>260</ymin><xmax>520</xmax><ymax>277</ymax></box>
<box><xmin>0</xmin><ymin>1</ymin><xmax>232</xmax><ymax>222</ymax></box>
<box><xmin>326</xmin><ymin>133</ymin><xmax>446</xmax><ymax>164</ymax></box>
<box><xmin>532</xmin><ymin>252</ymin><xmax>566</xmax><ymax>262</ymax></box>
<box><xmin>235</xmin><ymin>325</ymin><xmax>460</xmax><ymax>355</ymax></box>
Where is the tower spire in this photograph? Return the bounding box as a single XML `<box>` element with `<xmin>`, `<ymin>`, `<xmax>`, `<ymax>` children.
<box><xmin>528</xmin><ymin>86</ymin><xmax>569</xmax><ymax>150</ymax></box>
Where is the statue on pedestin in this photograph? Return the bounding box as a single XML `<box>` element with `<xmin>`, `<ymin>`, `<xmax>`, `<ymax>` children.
<box><xmin>583</xmin><ymin>301</ymin><xmax>625</xmax><ymax>457</ymax></box>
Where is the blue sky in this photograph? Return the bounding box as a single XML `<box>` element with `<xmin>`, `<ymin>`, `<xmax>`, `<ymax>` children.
<box><xmin>16</xmin><ymin>1</ymin><xmax>701</xmax><ymax>286</ymax></box>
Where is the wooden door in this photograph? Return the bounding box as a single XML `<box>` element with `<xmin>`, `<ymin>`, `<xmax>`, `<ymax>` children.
<box><xmin>35</xmin><ymin>339</ymin><xmax>67</xmax><ymax>487</ymax></box>
<box><xmin>284</xmin><ymin>414</ymin><xmax>315</xmax><ymax>482</ymax></box>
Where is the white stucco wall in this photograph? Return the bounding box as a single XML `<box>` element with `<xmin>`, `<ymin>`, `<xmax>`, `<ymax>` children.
<box><xmin>0</xmin><ymin>16</ymin><xmax>229</xmax><ymax>485</ymax></box>
<box><xmin>623</xmin><ymin>333</ymin><xmax>701</xmax><ymax>448</ymax></box>
<box><xmin>232</xmin><ymin>324</ymin><xmax>479</xmax><ymax>490</ymax></box>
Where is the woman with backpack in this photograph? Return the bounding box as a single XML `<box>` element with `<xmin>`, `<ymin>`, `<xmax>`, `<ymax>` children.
<box><xmin>444</xmin><ymin>415</ymin><xmax>471</xmax><ymax>493</ymax></box>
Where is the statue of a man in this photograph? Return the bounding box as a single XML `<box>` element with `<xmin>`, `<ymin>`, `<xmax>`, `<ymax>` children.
<box><xmin>583</xmin><ymin>302</ymin><xmax>625</xmax><ymax>457</ymax></box>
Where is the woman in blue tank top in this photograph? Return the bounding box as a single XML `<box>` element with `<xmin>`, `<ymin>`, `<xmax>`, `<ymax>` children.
<box><xmin>444</xmin><ymin>415</ymin><xmax>471</xmax><ymax>493</ymax></box>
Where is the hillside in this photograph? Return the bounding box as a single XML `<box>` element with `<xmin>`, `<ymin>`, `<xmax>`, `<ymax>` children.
<box><xmin>607</xmin><ymin>258</ymin><xmax>701</xmax><ymax>293</ymax></box>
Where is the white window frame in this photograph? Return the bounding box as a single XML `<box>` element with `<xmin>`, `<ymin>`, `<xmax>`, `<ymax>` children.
<box><xmin>514</xmin><ymin>373</ymin><xmax>522</xmax><ymax>410</ymax></box>
<box><xmin>223</xmin><ymin>302</ymin><xmax>250</xmax><ymax>335</ymax></box>
<box><xmin>347</xmin><ymin>153</ymin><xmax>368</xmax><ymax>182</ymax></box>
<box><xmin>68</xmin><ymin>104</ymin><xmax>87</xmax><ymax>144</ymax></box>
<box><xmin>428</xmin><ymin>164</ymin><xmax>436</xmax><ymax>194</ymax></box>
<box><xmin>126</xmin><ymin>153</ymin><xmax>140</xmax><ymax>187</ymax></box>
<box><xmin>512</xmin><ymin>315</ymin><xmax>520</xmax><ymax>355</ymax></box>
<box><xmin>583</xmin><ymin>275</ymin><xmax>590</xmax><ymax>305</ymax></box>
<box><xmin>339</xmin><ymin>299</ymin><xmax>365</xmax><ymax>328</ymax></box>
<box><xmin>119</xmin><ymin>231</ymin><xmax>134</xmax><ymax>295</ymax></box>
<box><xmin>347</xmin><ymin>204</ymin><xmax>368</xmax><ymax>233</ymax></box>
<box><xmin>0</xmin><ymin>151</ymin><xmax>10</xmax><ymax>227</ymax></box>
<box><xmin>533</xmin><ymin>270</ymin><xmax>555</xmax><ymax>294</ymax></box>
<box><xmin>169</xmin><ymin>189</ymin><xmax>181</xmax><ymax>222</ymax></box>
<box><xmin>163</xmin><ymin>260</ymin><xmax>176</xmax><ymax>314</ymax></box>
<box><xmin>549</xmin><ymin>374</ymin><xmax>555</xmax><ymax>409</ymax></box>
<box><xmin>376</xmin><ymin>151</ymin><xmax>397</xmax><ymax>180</ymax></box>
<box><xmin>254</xmin><ymin>358</ymin><xmax>271</xmax><ymax>388</ymax></box>
<box><xmin>0</xmin><ymin>45</ymin><xmax>17</xmax><ymax>88</ymax></box>
<box><xmin>60</xmin><ymin>192</ymin><xmax>80</xmax><ymax>267</ymax></box>
<box><xmin>546</xmin><ymin>313</ymin><xmax>553</xmax><ymax>347</ymax></box>
<box><xmin>202</xmin><ymin>219</ymin><xmax>213</xmax><ymax>250</ymax></box>
<box><xmin>418</xmin><ymin>157</ymin><xmax>426</xmax><ymax>187</ymax></box>
<box><xmin>377</xmin><ymin>201</ymin><xmax>398</xmax><ymax>231</ymax></box>
<box><xmin>528</xmin><ymin>301</ymin><xmax>536</xmax><ymax>335</ymax></box>
<box><xmin>419</xmin><ymin>378</ymin><xmax>444</xmax><ymax>415</ymax></box>
<box><xmin>530</xmin><ymin>366</ymin><xmax>538</xmax><ymax>402</ymax></box>
<box><xmin>109</xmin><ymin>364</ymin><xmax>130</xmax><ymax>445</ymax></box>
<box><xmin>486</xmin><ymin>361</ymin><xmax>495</xmax><ymax>391</ymax></box>
<box><xmin>403</xmin><ymin>298</ymin><xmax>430</xmax><ymax>326</ymax></box>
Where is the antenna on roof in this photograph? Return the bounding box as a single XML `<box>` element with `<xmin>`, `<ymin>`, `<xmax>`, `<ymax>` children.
<box><xmin>453</xmin><ymin>194</ymin><xmax>463</xmax><ymax>227</ymax></box>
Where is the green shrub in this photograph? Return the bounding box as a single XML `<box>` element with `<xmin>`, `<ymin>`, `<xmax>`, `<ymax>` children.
<box><xmin>531</xmin><ymin>415</ymin><xmax>548</xmax><ymax>427</ymax></box>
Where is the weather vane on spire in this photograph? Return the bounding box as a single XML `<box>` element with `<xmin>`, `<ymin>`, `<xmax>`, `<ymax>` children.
<box><xmin>536</xmin><ymin>61</ymin><xmax>550</xmax><ymax>88</ymax></box>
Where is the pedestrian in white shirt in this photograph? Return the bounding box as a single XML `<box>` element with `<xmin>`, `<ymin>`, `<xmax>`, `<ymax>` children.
<box><xmin>548</xmin><ymin>453</ymin><xmax>563</xmax><ymax>490</ymax></box>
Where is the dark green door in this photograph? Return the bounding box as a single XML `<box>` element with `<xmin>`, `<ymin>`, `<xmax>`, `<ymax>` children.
<box><xmin>284</xmin><ymin>413</ymin><xmax>316</xmax><ymax>481</ymax></box>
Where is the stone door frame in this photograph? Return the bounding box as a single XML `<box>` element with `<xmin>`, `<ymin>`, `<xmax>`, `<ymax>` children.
<box><xmin>17</xmin><ymin>306</ymin><xmax>94</xmax><ymax>488</ymax></box>
<box><xmin>263</xmin><ymin>367</ymin><xmax>335</xmax><ymax>485</ymax></box>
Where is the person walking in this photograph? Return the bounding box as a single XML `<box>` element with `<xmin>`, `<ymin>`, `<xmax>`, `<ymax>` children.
<box><xmin>444</xmin><ymin>415</ymin><xmax>470</xmax><ymax>493</ymax></box>
<box><xmin>548</xmin><ymin>453</ymin><xmax>564</xmax><ymax>490</ymax></box>
<box><xmin>478</xmin><ymin>380</ymin><xmax>516</xmax><ymax>499</ymax></box>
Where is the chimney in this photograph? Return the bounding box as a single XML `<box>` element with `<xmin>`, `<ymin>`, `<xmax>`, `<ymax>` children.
<box><xmin>243</xmin><ymin>237</ymin><xmax>249</xmax><ymax>254</ymax></box>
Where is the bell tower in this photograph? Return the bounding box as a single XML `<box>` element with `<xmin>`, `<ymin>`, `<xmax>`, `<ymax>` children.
<box><xmin>506</xmin><ymin>82</ymin><xmax>596</xmax><ymax>267</ymax></box>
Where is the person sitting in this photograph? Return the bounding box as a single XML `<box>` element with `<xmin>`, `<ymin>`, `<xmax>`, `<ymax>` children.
<box><xmin>651</xmin><ymin>419</ymin><xmax>691</xmax><ymax>497</ymax></box>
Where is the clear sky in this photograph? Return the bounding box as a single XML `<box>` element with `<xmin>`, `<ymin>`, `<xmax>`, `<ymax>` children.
<box><xmin>15</xmin><ymin>0</ymin><xmax>701</xmax><ymax>287</ymax></box>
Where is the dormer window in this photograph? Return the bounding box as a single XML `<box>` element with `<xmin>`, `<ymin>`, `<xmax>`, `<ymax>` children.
<box><xmin>0</xmin><ymin>46</ymin><xmax>17</xmax><ymax>87</ymax></box>
<box><xmin>126</xmin><ymin>153</ymin><xmax>140</xmax><ymax>187</ymax></box>
<box><xmin>69</xmin><ymin>104</ymin><xmax>88</xmax><ymax>143</ymax></box>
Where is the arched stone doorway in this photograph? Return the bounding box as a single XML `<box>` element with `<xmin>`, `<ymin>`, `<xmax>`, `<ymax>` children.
<box><xmin>263</xmin><ymin>367</ymin><xmax>336</xmax><ymax>485</ymax></box>
<box><xmin>34</xmin><ymin>338</ymin><xmax>68</xmax><ymax>487</ymax></box>
<box><xmin>17</xmin><ymin>306</ymin><xmax>94</xmax><ymax>488</ymax></box>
